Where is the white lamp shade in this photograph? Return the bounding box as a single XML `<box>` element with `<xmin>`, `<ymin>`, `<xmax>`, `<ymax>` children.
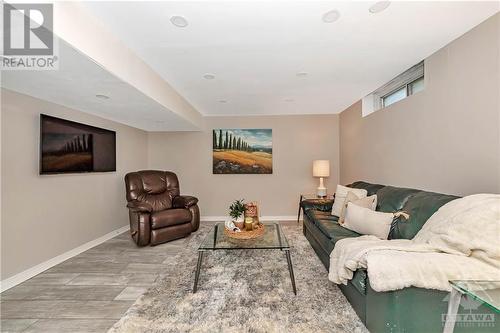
<box><xmin>313</xmin><ymin>160</ymin><xmax>330</xmax><ymax>177</ymax></box>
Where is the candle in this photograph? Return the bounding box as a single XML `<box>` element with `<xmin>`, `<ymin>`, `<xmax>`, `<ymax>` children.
<box><xmin>245</xmin><ymin>217</ymin><xmax>253</xmax><ymax>231</ymax></box>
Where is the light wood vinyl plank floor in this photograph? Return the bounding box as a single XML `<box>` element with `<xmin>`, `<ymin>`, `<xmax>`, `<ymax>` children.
<box><xmin>0</xmin><ymin>227</ymin><xmax>201</xmax><ymax>332</ymax></box>
<box><xmin>1</xmin><ymin>221</ymin><xmax>296</xmax><ymax>332</ymax></box>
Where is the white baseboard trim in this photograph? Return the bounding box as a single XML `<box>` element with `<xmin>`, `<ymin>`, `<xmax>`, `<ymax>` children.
<box><xmin>201</xmin><ymin>215</ymin><xmax>296</xmax><ymax>222</ymax></box>
<box><xmin>0</xmin><ymin>225</ymin><xmax>129</xmax><ymax>293</ymax></box>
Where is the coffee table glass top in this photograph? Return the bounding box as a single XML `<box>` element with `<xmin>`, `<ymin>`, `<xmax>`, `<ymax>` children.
<box><xmin>199</xmin><ymin>222</ymin><xmax>289</xmax><ymax>250</ymax></box>
<box><xmin>450</xmin><ymin>280</ymin><xmax>500</xmax><ymax>313</ymax></box>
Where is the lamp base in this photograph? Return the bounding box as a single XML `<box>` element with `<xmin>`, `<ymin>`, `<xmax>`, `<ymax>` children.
<box><xmin>316</xmin><ymin>177</ymin><xmax>327</xmax><ymax>197</ymax></box>
<box><xmin>316</xmin><ymin>187</ymin><xmax>327</xmax><ymax>197</ymax></box>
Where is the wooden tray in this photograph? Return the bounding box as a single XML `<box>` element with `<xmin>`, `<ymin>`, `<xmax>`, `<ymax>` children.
<box><xmin>224</xmin><ymin>223</ymin><xmax>265</xmax><ymax>240</ymax></box>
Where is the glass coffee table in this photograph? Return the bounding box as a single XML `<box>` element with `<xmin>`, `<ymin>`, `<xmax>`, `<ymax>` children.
<box><xmin>443</xmin><ymin>280</ymin><xmax>500</xmax><ymax>333</ymax></box>
<box><xmin>193</xmin><ymin>222</ymin><xmax>296</xmax><ymax>295</ymax></box>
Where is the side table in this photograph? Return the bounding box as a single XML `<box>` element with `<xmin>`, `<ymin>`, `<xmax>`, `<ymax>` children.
<box><xmin>297</xmin><ymin>194</ymin><xmax>334</xmax><ymax>223</ymax></box>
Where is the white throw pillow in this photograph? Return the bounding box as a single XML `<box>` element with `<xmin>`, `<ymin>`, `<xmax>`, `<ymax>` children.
<box><xmin>338</xmin><ymin>193</ymin><xmax>378</xmax><ymax>225</ymax></box>
<box><xmin>343</xmin><ymin>203</ymin><xmax>394</xmax><ymax>239</ymax></box>
<box><xmin>331</xmin><ymin>185</ymin><xmax>368</xmax><ymax>217</ymax></box>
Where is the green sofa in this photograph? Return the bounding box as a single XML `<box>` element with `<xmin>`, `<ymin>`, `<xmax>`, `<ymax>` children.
<box><xmin>303</xmin><ymin>181</ymin><xmax>496</xmax><ymax>333</ymax></box>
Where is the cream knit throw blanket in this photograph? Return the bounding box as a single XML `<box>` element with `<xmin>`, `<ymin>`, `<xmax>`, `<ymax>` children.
<box><xmin>328</xmin><ymin>194</ymin><xmax>500</xmax><ymax>292</ymax></box>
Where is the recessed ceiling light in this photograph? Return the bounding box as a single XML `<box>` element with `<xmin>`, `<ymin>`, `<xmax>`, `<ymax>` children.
<box><xmin>296</xmin><ymin>72</ymin><xmax>308</xmax><ymax>77</ymax></box>
<box><xmin>284</xmin><ymin>98</ymin><xmax>294</xmax><ymax>102</ymax></box>
<box><xmin>203</xmin><ymin>73</ymin><xmax>216</xmax><ymax>80</ymax></box>
<box><xmin>218</xmin><ymin>100</ymin><xmax>228</xmax><ymax>104</ymax></box>
<box><xmin>95</xmin><ymin>94</ymin><xmax>110</xmax><ymax>100</ymax></box>
<box><xmin>369</xmin><ymin>1</ymin><xmax>391</xmax><ymax>14</ymax></box>
<box><xmin>170</xmin><ymin>16</ymin><xmax>188</xmax><ymax>28</ymax></box>
<box><xmin>322</xmin><ymin>10</ymin><xmax>340</xmax><ymax>23</ymax></box>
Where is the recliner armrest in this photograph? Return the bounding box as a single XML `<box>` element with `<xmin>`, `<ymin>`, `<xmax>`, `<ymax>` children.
<box><xmin>173</xmin><ymin>195</ymin><xmax>198</xmax><ymax>208</ymax></box>
<box><xmin>127</xmin><ymin>200</ymin><xmax>153</xmax><ymax>213</ymax></box>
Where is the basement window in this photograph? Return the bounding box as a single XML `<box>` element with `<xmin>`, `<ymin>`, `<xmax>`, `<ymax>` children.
<box><xmin>382</xmin><ymin>86</ymin><xmax>406</xmax><ymax>107</ymax></box>
<box><xmin>362</xmin><ymin>61</ymin><xmax>425</xmax><ymax>116</ymax></box>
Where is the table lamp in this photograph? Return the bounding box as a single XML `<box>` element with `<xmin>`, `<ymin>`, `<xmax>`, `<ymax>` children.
<box><xmin>313</xmin><ymin>160</ymin><xmax>330</xmax><ymax>197</ymax></box>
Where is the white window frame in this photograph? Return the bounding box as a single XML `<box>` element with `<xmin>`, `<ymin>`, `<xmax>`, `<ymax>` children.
<box><xmin>362</xmin><ymin>61</ymin><xmax>424</xmax><ymax>117</ymax></box>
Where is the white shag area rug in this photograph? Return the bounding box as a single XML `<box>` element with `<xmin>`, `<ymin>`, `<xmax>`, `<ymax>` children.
<box><xmin>108</xmin><ymin>223</ymin><xmax>367</xmax><ymax>333</ymax></box>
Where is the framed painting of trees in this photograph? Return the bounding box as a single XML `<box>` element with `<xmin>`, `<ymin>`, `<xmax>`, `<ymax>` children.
<box><xmin>212</xmin><ymin>129</ymin><xmax>272</xmax><ymax>174</ymax></box>
<box><xmin>40</xmin><ymin>114</ymin><xmax>116</xmax><ymax>174</ymax></box>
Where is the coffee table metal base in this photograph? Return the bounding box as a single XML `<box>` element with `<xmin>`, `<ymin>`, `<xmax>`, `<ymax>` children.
<box><xmin>192</xmin><ymin>249</ymin><xmax>297</xmax><ymax>295</ymax></box>
<box><xmin>285</xmin><ymin>249</ymin><xmax>297</xmax><ymax>294</ymax></box>
<box><xmin>192</xmin><ymin>251</ymin><xmax>204</xmax><ymax>293</ymax></box>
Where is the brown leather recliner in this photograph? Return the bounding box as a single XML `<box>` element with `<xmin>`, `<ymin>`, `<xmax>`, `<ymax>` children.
<box><xmin>124</xmin><ymin>170</ymin><xmax>200</xmax><ymax>246</ymax></box>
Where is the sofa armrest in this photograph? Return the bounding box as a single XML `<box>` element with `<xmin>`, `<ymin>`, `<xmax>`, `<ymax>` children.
<box><xmin>126</xmin><ymin>200</ymin><xmax>153</xmax><ymax>213</ymax></box>
<box><xmin>301</xmin><ymin>199</ymin><xmax>334</xmax><ymax>212</ymax></box>
<box><xmin>173</xmin><ymin>195</ymin><xmax>199</xmax><ymax>209</ymax></box>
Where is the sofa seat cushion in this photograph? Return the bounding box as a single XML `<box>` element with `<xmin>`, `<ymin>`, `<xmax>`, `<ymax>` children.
<box><xmin>151</xmin><ymin>209</ymin><xmax>191</xmax><ymax>229</ymax></box>
<box><xmin>351</xmin><ymin>269</ymin><xmax>368</xmax><ymax>295</ymax></box>
<box><xmin>316</xmin><ymin>218</ymin><xmax>360</xmax><ymax>243</ymax></box>
<box><xmin>304</xmin><ymin>209</ymin><xmax>359</xmax><ymax>243</ymax></box>
<box><xmin>305</xmin><ymin>210</ymin><xmax>338</xmax><ymax>225</ymax></box>
<box><xmin>304</xmin><ymin>215</ymin><xmax>336</xmax><ymax>255</ymax></box>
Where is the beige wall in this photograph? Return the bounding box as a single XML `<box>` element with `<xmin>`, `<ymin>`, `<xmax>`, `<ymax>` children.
<box><xmin>1</xmin><ymin>89</ymin><xmax>148</xmax><ymax>280</ymax></box>
<box><xmin>340</xmin><ymin>14</ymin><xmax>500</xmax><ymax>195</ymax></box>
<box><xmin>148</xmin><ymin>115</ymin><xmax>340</xmax><ymax>217</ymax></box>
<box><xmin>2</xmin><ymin>13</ymin><xmax>497</xmax><ymax>284</ymax></box>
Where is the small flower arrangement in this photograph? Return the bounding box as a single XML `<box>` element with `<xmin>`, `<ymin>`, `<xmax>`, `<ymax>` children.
<box><xmin>229</xmin><ymin>199</ymin><xmax>246</xmax><ymax>221</ymax></box>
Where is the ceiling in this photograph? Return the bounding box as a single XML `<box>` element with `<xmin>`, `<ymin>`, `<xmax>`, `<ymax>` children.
<box><xmin>83</xmin><ymin>1</ymin><xmax>499</xmax><ymax>117</ymax></box>
<box><xmin>2</xmin><ymin>1</ymin><xmax>499</xmax><ymax>131</ymax></box>
<box><xmin>1</xmin><ymin>38</ymin><xmax>199</xmax><ymax>131</ymax></box>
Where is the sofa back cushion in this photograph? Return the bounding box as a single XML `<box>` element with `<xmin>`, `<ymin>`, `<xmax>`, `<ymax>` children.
<box><xmin>375</xmin><ymin>186</ymin><xmax>420</xmax><ymax>213</ymax></box>
<box><xmin>349</xmin><ymin>181</ymin><xmax>385</xmax><ymax>196</ymax></box>
<box><xmin>391</xmin><ymin>191</ymin><xmax>459</xmax><ymax>239</ymax></box>
<box><xmin>347</xmin><ymin>181</ymin><xmax>460</xmax><ymax>240</ymax></box>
